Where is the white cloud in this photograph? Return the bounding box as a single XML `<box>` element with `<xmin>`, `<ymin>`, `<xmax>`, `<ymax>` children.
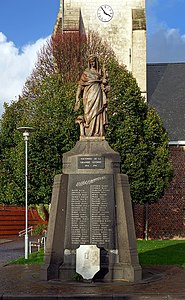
<box><xmin>146</xmin><ymin>0</ymin><xmax>185</xmax><ymax>63</ymax></box>
<box><xmin>0</xmin><ymin>33</ymin><xmax>49</xmax><ymax>117</ymax></box>
<box><xmin>147</xmin><ymin>27</ymin><xmax>185</xmax><ymax>63</ymax></box>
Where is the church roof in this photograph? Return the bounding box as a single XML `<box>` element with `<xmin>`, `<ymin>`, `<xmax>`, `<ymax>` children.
<box><xmin>147</xmin><ymin>63</ymin><xmax>185</xmax><ymax>141</ymax></box>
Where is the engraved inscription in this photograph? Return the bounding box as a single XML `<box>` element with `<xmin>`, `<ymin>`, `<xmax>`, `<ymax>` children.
<box><xmin>76</xmin><ymin>176</ymin><xmax>106</xmax><ymax>187</ymax></box>
<box><xmin>66</xmin><ymin>174</ymin><xmax>115</xmax><ymax>249</ymax></box>
<box><xmin>71</xmin><ymin>189</ymin><xmax>89</xmax><ymax>245</ymax></box>
<box><xmin>78</xmin><ymin>156</ymin><xmax>105</xmax><ymax>169</ymax></box>
<box><xmin>90</xmin><ymin>185</ymin><xmax>113</xmax><ymax>246</ymax></box>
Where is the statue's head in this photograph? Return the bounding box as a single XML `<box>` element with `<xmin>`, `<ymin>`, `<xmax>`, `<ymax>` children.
<box><xmin>88</xmin><ymin>54</ymin><xmax>99</xmax><ymax>71</ymax></box>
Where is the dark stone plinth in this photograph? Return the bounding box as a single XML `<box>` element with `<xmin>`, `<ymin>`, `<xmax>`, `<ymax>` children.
<box><xmin>41</xmin><ymin>139</ymin><xmax>141</xmax><ymax>282</ymax></box>
<box><xmin>40</xmin><ymin>174</ymin><xmax>68</xmax><ymax>280</ymax></box>
<box><xmin>62</xmin><ymin>139</ymin><xmax>121</xmax><ymax>174</ymax></box>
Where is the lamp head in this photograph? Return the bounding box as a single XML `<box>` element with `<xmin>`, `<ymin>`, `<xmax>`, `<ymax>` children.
<box><xmin>17</xmin><ymin>127</ymin><xmax>36</xmax><ymax>133</ymax></box>
<box><xmin>17</xmin><ymin>127</ymin><xmax>36</xmax><ymax>140</ymax></box>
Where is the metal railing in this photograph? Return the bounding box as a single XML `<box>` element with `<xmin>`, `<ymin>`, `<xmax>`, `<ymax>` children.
<box><xmin>18</xmin><ymin>226</ymin><xmax>33</xmax><ymax>237</ymax></box>
<box><xmin>29</xmin><ymin>236</ymin><xmax>47</xmax><ymax>253</ymax></box>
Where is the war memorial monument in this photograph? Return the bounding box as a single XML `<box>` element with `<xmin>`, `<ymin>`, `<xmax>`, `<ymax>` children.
<box><xmin>41</xmin><ymin>55</ymin><xmax>141</xmax><ymax>282</ymax></box>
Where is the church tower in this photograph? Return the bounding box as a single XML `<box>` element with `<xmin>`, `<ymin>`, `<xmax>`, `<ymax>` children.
<box><xmin>54</xmin><ymin>0</ymin><xmax>146</xmax><ymax>98</ymax></box>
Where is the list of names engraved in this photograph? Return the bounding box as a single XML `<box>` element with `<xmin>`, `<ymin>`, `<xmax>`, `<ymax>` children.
<box><xmin>90</xmin><ymin>184</ymin><xmax>113</xmax><ymax>246</ymax></box>
<box><xmin>71</xmin><ymin>189</ymin><xmax>89</xmax><ymax>245</ymax></box>
<box><xmin>68</xmin><ymin>174</ymin><xmax>115</xmax><ymax>248</ymax></box>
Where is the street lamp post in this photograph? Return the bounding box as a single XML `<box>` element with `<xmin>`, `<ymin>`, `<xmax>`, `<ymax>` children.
<box><xmin>17</xmin><ymin>127</ymin><xmax>36</xmax><ymax>259</ymax></box>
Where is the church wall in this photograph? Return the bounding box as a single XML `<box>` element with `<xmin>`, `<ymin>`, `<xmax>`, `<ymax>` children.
<box><xmin>132</xmin><ymin>30</ymin><xmax>146</xmax><ymax>96</ymax></box>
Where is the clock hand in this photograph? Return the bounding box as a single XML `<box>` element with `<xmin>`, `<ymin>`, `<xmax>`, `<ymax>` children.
<box><xmin>100</xmin><ymin>6</ymin><xmax>106</xmax><ymax>14</ymax></box>
<box><xmin>100</xmin><ymin>6</ymin><xmax>111</xmax><ymax>17</ymax></box>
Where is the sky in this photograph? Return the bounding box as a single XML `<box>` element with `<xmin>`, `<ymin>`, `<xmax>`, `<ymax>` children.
<box><xmin>0</xmin><ymin>0</ymin><xmax>185</xmax><ymax>116</ymax></box>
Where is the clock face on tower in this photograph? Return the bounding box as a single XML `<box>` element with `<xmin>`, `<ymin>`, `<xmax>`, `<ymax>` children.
<box><xmin>97</xmin><ymin>4</ymin><xmax>114</xmax><ymax>22</ymax></box>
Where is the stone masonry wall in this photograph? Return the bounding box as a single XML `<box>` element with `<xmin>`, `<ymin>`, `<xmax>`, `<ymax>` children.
<box><xmin>134</xmin><ymin>146</ymin><xmax>185</xmax><ymax>239</ymax></box>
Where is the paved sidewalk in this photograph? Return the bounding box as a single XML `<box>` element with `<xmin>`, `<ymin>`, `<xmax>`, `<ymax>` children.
<box><xmin>0</xmin><ymin>239</ymin><xmax>12</xmax><ymax>244</ymax></box>
<box><xmin>0</xmin><ymin>238</ymin><xmax>24</xmax><ymax>266</ymax></box>
<box><xmin>1</xmin><ymin>240</ymin><xmax>185</xmax><ymax>299</ymax></box>
<box><xmin>0</xmin><ymin>263</ymin><xmax>185</xmax><ymax>299</ymax></box>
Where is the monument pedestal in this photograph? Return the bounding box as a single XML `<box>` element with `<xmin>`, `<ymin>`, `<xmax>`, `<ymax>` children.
<box><xmin>41</xmin><ymin>139</ymin><xmax>141</xmax><ymax>282</ymax></box>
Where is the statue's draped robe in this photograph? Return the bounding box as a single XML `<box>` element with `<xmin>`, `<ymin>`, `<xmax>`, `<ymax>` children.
<box><xmin>79</xmin><ymin>68</ymin><xmax>107</xmax><ymax>137</ymax></box>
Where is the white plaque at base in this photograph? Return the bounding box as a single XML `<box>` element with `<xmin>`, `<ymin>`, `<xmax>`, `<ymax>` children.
<box><xmin>76</xmin><ymin>245</ymin><xmax>100</xmax><ymax>280</ymax></box>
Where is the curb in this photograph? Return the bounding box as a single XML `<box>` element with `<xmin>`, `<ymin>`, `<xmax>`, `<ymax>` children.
<box><xmin>1</xmin><ymin>294</ymin><xmax>185</xmax><ymax>299</ymax></box>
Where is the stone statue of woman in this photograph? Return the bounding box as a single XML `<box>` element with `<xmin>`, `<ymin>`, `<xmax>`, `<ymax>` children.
<box><xmin>75</xmin><ymin>54</ymin><xmax>109</xmax><ymax>138</ymax></box>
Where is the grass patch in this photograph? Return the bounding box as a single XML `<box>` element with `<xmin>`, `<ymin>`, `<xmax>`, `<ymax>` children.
<box><xmin>9</xmin><ymin>240</ymin><xmax>185</xmax><ymax>267</ymax></box>
<box><xmin>137</xmin><ymin>240</ymin><xmax>185</xmax><ymax>266</ymax></box>
<box><xmin>9</xmin><ymin>248</ymin><xmax>44</xmax><ymax>265</ymax></box>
